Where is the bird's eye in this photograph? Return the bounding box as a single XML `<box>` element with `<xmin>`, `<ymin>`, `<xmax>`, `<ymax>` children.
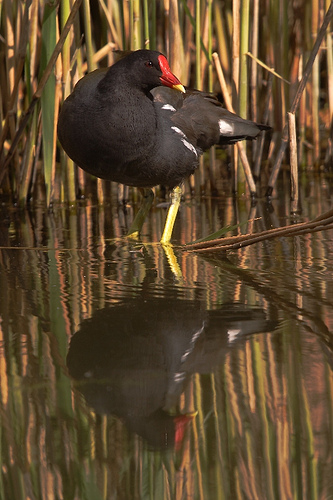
<box><xmin>145</xmin><ymin>60</ymin><xmax>153</xmax><ymax>68</ymax></box>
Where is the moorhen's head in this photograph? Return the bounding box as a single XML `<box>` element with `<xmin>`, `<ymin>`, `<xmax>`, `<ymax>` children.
<box><xmin>100</xmin><ymin>49</ymin><xmax>185</xmax><ymax>94</ymax></box>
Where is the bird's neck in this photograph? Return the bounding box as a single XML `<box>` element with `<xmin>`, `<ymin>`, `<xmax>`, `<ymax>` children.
<box><xmin>97</xmin><ymin>71</ymin><xmax>155</xmax><ymax>101</ymax></box>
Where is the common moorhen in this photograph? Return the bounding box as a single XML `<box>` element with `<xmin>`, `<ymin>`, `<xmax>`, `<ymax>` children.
<box><xmin>58</xmin><ymin>49</ymin><xmax>269</xmax><ymax>242</ymax></box>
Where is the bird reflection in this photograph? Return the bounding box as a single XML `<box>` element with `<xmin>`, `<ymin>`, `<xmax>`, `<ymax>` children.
<box><xmin>67</xmin><ymin>297</ymin><xmax>276</xmax><ymax>449</ymax></box>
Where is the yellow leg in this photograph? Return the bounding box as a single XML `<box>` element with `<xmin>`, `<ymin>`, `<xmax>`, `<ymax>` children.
<box><xmin>160</xmin><ymin>185</ymin><xmax>183</xmax><ymax>244</ymax></box>
<box><xmin>127</xmin><ymin>188</ymin><xmax>154</xmax><ymax>239</ymax></box>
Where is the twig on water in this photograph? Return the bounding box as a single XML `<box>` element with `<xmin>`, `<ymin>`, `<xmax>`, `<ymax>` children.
<box><xmin>185</xmin><ymin>208</ymin><xmax>333</xmax><ymax>252</ymax></box>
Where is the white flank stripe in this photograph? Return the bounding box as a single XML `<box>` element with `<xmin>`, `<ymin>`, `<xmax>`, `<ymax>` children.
<box><xmin>171</xmin><ymin>126</ymin><xmax>186</xmax><ymax>137</ymax></box>
<box><xmin>162</xmin><ymin>103</ymin><xmax>176</xmax><ymax>112</ymax></box>
<box><xmin>219</xmin><ymin>119</ymin><xmax>234</xmax><ymax>135</ymax></box>
<box><xmin>174</xmin><ymin>372</ymin><xmax>186</xmax><ymax>383</ymax></box>
<box><xmin>181</xmin><ymin>322</ymin><xmax>206</xmax><ymax>362</ymax></box>
<box><xmin>171</xmin><ymin>126</ymin><xmax>198</xmax><ymax>157</ymax></box>
<box><xmin>181</xmin><ymin>138</ymin><xmax>198</xmax><ymax>156</ymax></box>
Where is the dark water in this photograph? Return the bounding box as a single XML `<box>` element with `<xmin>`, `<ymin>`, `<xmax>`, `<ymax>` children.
<box><xmin>0</xmin><ymin>176</ymin><xmax>332</xmax><ymax>499</ymax></box>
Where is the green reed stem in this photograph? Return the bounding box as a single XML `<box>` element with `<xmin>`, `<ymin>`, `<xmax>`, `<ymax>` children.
<box><xmin>131</xmin><ymin>0</ymin><xmax>142</xmax><ymax>50</ymax></box>
<box><xmin>61</xmin><ymin>0</ymin><xmax>71</xmax><ymax>87</ymax></box>
<box><xmin>239</xmin><ymin>0</ymin><xmax>249</xmax><ymax>118</ymax></box>
<box><xmin>143</xmin><ymin>0</ymin><xmax>149</xmax><ymax>47</ymax></box>
<box><xmin>82</xmin><ymin>0</ymin><xmax>95</xmax><ymax>72</ymax></box>
<box><xmin>238</xmin><ymin>0</ymin><xmax>250</xmax><ymax>191</ymax></box>
<box><xmin>60</xmin><ymin>0</ymin><xmax>76</xmax><ymax>203</ymax></box>
<box><xmin>40</xmin><ymin>1</ymin><xmax>57</xmax><ymax>206</ymax></box>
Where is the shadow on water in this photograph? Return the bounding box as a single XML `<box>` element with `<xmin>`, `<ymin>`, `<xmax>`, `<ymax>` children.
<box><xmin>0</xmin><ymin>175</ymin><xmax>333</xmax><ymax>499</ymax></box>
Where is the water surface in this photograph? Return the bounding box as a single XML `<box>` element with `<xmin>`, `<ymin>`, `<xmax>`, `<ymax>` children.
<box><xmin>0</xmin><ymin>175</ymin><xmax>332</xmax><ymax>499</ymax></box>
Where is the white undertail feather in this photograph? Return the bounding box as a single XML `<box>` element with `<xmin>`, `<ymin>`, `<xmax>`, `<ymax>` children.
<box><xmin>218</xmin><ymin>119</ymin><xmax>234</xmax><ymax>135</ymax></box>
